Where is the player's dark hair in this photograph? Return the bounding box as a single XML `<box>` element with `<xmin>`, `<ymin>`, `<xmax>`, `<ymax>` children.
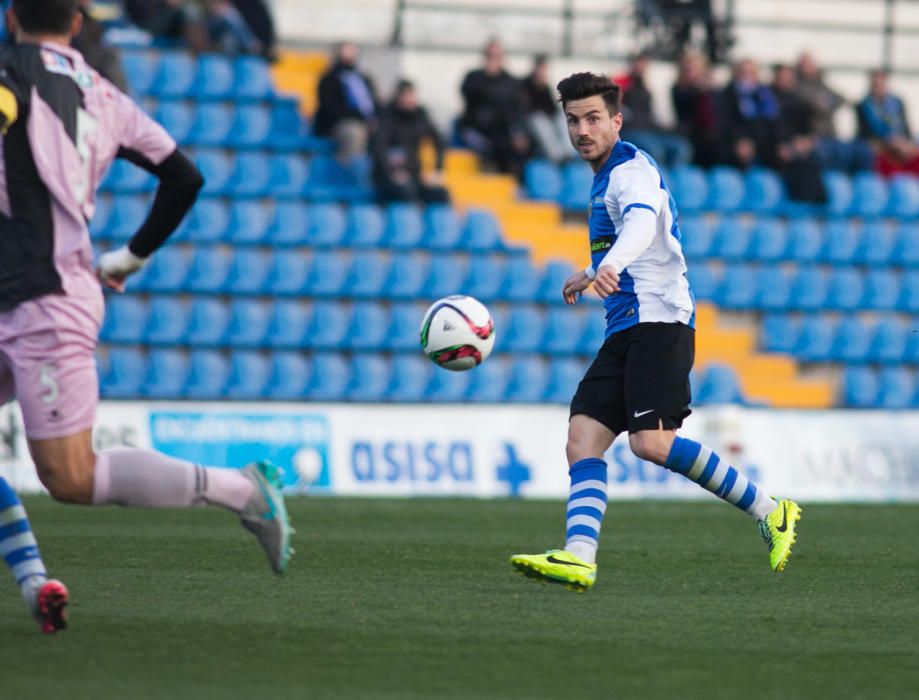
<box><xmin>556</xmin><ymin>72</ymin><xmax>622</xmax><ymax>114</ymax></box>
<box><xmin>12</xmin><ymin>0</ymin><xmax>80</xmax><ymax>35</ymax></box>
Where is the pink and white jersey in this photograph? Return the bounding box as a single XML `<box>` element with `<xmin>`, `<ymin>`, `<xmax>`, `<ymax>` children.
<box><xmin>0</xmin><ymin>41</ymin><xmax>175</xmax><ymax>311</ymax></box>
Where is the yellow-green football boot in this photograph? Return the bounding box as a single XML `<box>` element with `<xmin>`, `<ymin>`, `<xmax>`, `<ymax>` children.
<box><xmin>759</xmin><ymin>499</ymin><xmax>802</xmax><ymax>572</ymax></box>
<box><xmin>510</xmin><ymin>549</ymin><xmax>597</xmax><ymax>591</ymax></box>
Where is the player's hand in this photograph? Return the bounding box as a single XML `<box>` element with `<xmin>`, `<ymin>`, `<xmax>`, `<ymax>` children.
<box><xmin>593</xmin><ymin>265</ymin><xmax>620</xmax><ymax>298</ymax></box>
<box><xmin>96</xmin><ymin>245</ymin><xmax>147</xmax><ymax>293</ymax></box>
<box><xmin>562</xmin><ymin>269</ymin><xmax>592</xmax><ymax>305</ymax></box>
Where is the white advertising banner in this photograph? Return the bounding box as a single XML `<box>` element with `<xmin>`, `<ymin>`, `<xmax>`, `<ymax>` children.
<box><xmin>1</xmin><ymin>402</ymin><xmax>918</xmax><ymax>502</ymax></box>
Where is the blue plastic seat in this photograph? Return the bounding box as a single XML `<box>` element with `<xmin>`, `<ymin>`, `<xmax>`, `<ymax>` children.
<box><xmin>142</xmin><ymin>349</ymin><xmax>189</xmax><ymax>399</ymax></box>
<box><xmin>877</xmin><ymin>367</ymin><xmax>914</xmax><ymax>409</ymax></box>
<box><xmin>387</xmin><ymin>354</ymin><xmax>433</xmax><ymax>401</ymax></box>
<box><xmin>225</xmin><ymin>299</ymin><xmax>271</xmax><ymax>348</ymax></box>
<box><xmin>385</xmin><ymin>252</ymin><xmax>429</xmax><ymax>300</ymax></box>
<box><xmin>465</xmin><ymin>357</ymin><xmax>509</xmax><ymax>403</ymax></box>
<box><xmin>856</xmin><ymin>220</ymin><xmax>896</xmax><ymax>266</ymax></box>
<box><xmin>886</xmin><ymin>174</ymin><xmax>919</xmax><ymax>219</ymax></box>
<box><xmin>716</xmin><ymin>263</ymin><xmax>757</xmax><ymax>310</ymax></box>
<box><xmin>894</xmin><ymin>223</ymin><xmax>919</xmax><ymax>267</ymax></box>
<box><xmin>101</xmin><ymin>347</ymin><xmax>145</xmax><ymax>398</ymax></box>
<box><xmin>536</xmin><ymin>261</ymin><xmax>574</xmax><ymax>304</ymax></box>
<box><xmin>869</xmin><ymin>316</ymin><xmax>908</xmax><ymax>364</ymax></box>
<box><xmin>184</xmin><ymin>350</ymin><xmax>230</xmax><ymax>399</ymax></box>
<box><xmin>152</xmin><ymin>52</ymin><xmax>196</xmax><ymax>98</ymax></box>
<box><xmin>186</xmin><ymin>246</ymin><xmax>232</xmax><ymax>293</ymax></box>
<box><xmin>194</xmin><ymin>54</ymin><xmax>235</xmax><ymax>100</ymax></box>
<box><xmin>266</xmin><ymin>300</ymin><xmax>310</xmax><ymax>349</ymax></box>
<box><xmin>425</xmin><ymin>254</ymin><xmax>468</xmax><ymax>300</ymax></box>
<box><xmin>305</xmin><ymin>301</ymin><xmax>351</xmax><ymax>349</ymax></box>
<box><xmin>305</xmin><ymin>203</ymin><xmax>347</xmax><ymax>247</ymax></box>
<box><xmin>712</xmin><ymin>215</ymin><xmax>754</xmax><ymax>260</ymax></box>
<box><xmin>188</xmin><ymin>103</ymin><xmax>233</xmax><ymax>147</ymax></box>
<box><xmin>346</xmin><ymin>302</ymin><xmax>389</xmax><ymax>350</ymax></box>
<box><xmin>686</xmin><ymin>261</ymin><xmax>719</xmax><ymax>302</ymax></box>
<box><xmin>503</xmin><ymin>306</ymin><xmax>544</xmax><ymax>353</ymax></box>
<box><xmin>144</xmin><ymin>297</ymin><xmax>189</xmax><ymax>345</ymax></box>
<box><xmin>266</xmin><ymin>101</ymin><xmax>310</xmax><ymax>151</ymax></box>
<box><xmin>544</xmin><ymin>358</ymin><xmax>587</xmax><ymax>403</ymax></box>
<box><xmin>387</xmin><ymin>302</ymin><xmax>425</xmax><ymax>351</ymax></box>
<box><xmin>524</xmin><ymin>159</ymin><xmax>562</xmax><ymax>201</ymax></box>
<box><xmin>425</xmin><ymin>364</ymin><xmax>472</xmax><ymax>402</ymax></box>
<box><xmin>384</xmin><ymin>203</ymin><xmax>424</xmax><ymax>249</ymax></box>
<box><xmin>820</xmin><ymin>219</ymin><xmax>860</xmax><ymax>265</ymax></box>
<box><xmin>706</xmin><ymin>167</ymin><xmax>745</xmax><ymax>212</ymax></box>
<box><xmin>224</xmin><ymin>249</ymin><xmax>271</xmax><ymax>296</ymax></box>
<box><xmin>233</xmin><ymin>56</ymin><xmax>273</xmax><ymax>101</ymax></box>
<box><xmin>906</xmin><ymin>328</ymin><xmax>919</xmax><ymax>365</ymax></box>
<box><xmin>306</xmin><ymin>352</ymin><xmax>351</xmax><ymax>401</ymax></box>
<box><xmin>268</xmin><ymin>153</ymin><xmax>309</xmax><ymax>198</ymax></box>
<box><xmin>181</xmin><ymin>199</ymin><xmax>230</xmax><ymax>243</ymax></box>
<box><xmin>900</xmin><ymin>271</ymin><xmax>919</xmax><ymax>313</ymax></box>
<box><xmin>794</xmin><ymin>315</ymin><xmax>836</xmax><ymax>362</ymax></box>
<box><xmin>90</xmin><ymin>196</ymin><xmax>114</xmax><ymax>238</ymax></box>
<box><xmin>789</xmin><ymin>266</ymin><xmax>829</xmax><ymax>311</ymax></box>
<box><xmin>578</xmin><ymin>316</ymin><xmax>606</xmax><ymax>355</ymax></box>
<box><xmin>504</xmin><ymin>356</ymin><xmax>550</xmax><ymax>402</ymax></box>
<box><xmin>561</xmin><ymin>162</ymin><xmax>594</xmax><ymax>206</ymax></box>
<box><xmin>841</xmin><ymin>367</ymin><xmax>879</xmax><ymax>407</ymax></box>
<box><xmin>760</xmin><ymin>314</ymin><xmax>799</xmax><ymax>354</ymax></box>
<box><xmin>154</xmin><ymin>100</ymin><xmax>195</xmax><ymax>144</ymax></box>
<box><xmin>500</xmin><ymin>257</ymin><xmax>540</xmax><ymax>303</ymax></box>
<box><xmin>225</xmin><ymin>201</ymin><xmax>271</xmax><ymax>245</ymax></box>
<box><xmin>121</xmin><ymin>50</ymin><xmax>157</xmax><ymax>95</ymax></box>
<box><xmin>823</xmin><ymin>171</ymin><xmax>853</xmax><ymax>216</ymax></box>
<box><xmin>851</xmin><ymin>172</ymin><xmax>889</xmax><ymax>217</ymax></box>
<box><xmin>267</xmin><ymin>250</ymin><xmax>310</xmax><ymax>297</ymax></box>
<box><xmin>101</xmin><ymin>296</ymin><xmax>147</xmax><ymax>343</ymax></box>
<box><xmin>265</xmin><ymin>352</ymin><xmax>311</xmax><ymax>400</ymax></box>
<box><xmin>463</xmin><ymin>209</ymin><xmax>504</xmax><ymax>251</ymax></box>
<box><xmin>225</xmin><ymin>351</ymin><xmax>271</xmax><ymax>399</ymax></box>
<box><xmin>102</xmin><ymin>158</ymin><xmax>156</xmax><ymax>194</ymax></box>
<box><xmin>267</xmin><ymin>201</ymin><xmax>310</xmax><ymax>247</ymax></box>
<box><xmin>463</xmin><ymin>256</ymin><xmax>505</xmax><ymax>303</ymax></box>
<box><xmin>830</xmin><ymin>318</ymin><xmax>871</xmax><ymax>363</ymax></box>
<box><xmin>185</xmin><ymin>298</ymin><xmax>231</xmax><ymax>347</ymax></box>
<box><xmin>136</xmin><ymin>246</ymin><xmax>191</xmax><ymax>293</ymax></box>
<box><xmin>756</xmin><ymin>266</ymin><xmax>792</xmax><ymax>311</ymax></box>
<box><xmin>749</xmin><ymin>218</ymin><xmax>788</xmax><ymax>261</ymax></box>
<box><xmin>305</xmin><ymin>250</ymin><xmax>349</xmax><ymax>297</ymax></box>
<box><xmin>347</xmin><ymin>354</ymin><xmax>391</xmax><ymax>401</ymax></box>
<box><xmin>227</xmin><ymin>104</ymin><xmax>272</xmax><ymax>150</ymax></box>
<box><xmin>668</xmin><ymin>166</ymin><xmax>707</xmax><ymax>212</ymax></box>
<box><xmin>826</xmin><ymin>268</ymin><xmax>866</xmax><ymax>310</ymax></box>
<box><xmin>679</xmin><ymin>214</ymin><xmax>715</xmax><ymax>259</ymax></box>
<box><xmin>226</xmin><ymin>151</ymin><xmax>271</xmax><ymax>197</ymax></box>
<box><xmin>106</xmin><ymin>195</ymin><xmax>150</xmax><ymax>242</ymax></box>
<box><xmin>304</xmin><ymin>154</ymin><xmax>372</xmax><ymax>202</ymax></box>
<box><xmin>346</xmin><ymin>204</ymin><xmax>385</xmax><ymax>248</ymax></box>
<box><xmin>424</xmin><ymin>205</ymin><xmax>463</xmax><ymax>250</ymax></box>
<box><xmin>787</xmin><ymin>218</ymin><xmax>823</xmax><ymax>262</ymax></box>
<box><xmin>695</xmin><ymin>364</ymin><xmax>745</xmax><ymax>404</ymax></box>
<box><xmin>864</xmin><ymin>269</ymin><xmax>900</xmax><ymax>311</ymax></box>
<box><xmin>743</xmin><ymin>168</ymin><xmax>784</xmax><ymax>214</ymax></box>
<box><xmin>343</xmin><ymin>251</ymin><xmax>390</xmax><ymax>299</ymax></box>
<box><xmin>543</xmin><ymin>308</ymin><xmax>585</xmax><ymax>355</ymax></box>
<box><xmin>194</xmin><ymin>150</ymin><xmax>233</xmax><ymax>196</ymax></box>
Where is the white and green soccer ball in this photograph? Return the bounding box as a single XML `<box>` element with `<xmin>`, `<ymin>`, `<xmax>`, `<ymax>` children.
<box><xmin>420</xmin><ymin>295</ymin><xmax>496</xmax><ymax>371</ymax></box>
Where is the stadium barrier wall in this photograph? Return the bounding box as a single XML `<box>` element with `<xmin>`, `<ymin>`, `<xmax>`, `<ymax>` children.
<box><xmin>1</xmin><ymin>402</ymin><xmax>918</xmax><ymax>501</ymax></box>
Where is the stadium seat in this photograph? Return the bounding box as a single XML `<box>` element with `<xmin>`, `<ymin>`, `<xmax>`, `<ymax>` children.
<box><xmin>578</xmin><ymin>316</ymin><xmax>606</xmax><ymax>355</ymax></box>
<box><xmin>524</xmin><ymin>159</ymin><xmax>562</xmax><ymax>201</ymax></box>
<box><xmin>224</xmin><ymin>248</ymin><xmax>272</xmax><ymax>296</ymax></box>
<box><xmin>305</xmin><ymin>250</ymin><xmax>349</xmax><ymax>297</ymax></box>
<box><xmin>823</xmin><ymin>170</ymin><xmax>853</xmax><ymax>216</ymax></box>
<box><xmin>712</xmin><ymin>215</ymin><xmax>753</xmax><ymax>260</ymax></box>
<box><xmin>679</xmin><ymin>214</ymin><xmax>715</xmax><ymax>260</ymax></box>
<box><xmin>856</xmin><ymin>220</ymin><xmax>897</xmax><ymax>266</ymax></box>
<box><xmin>304</xmin><ymin>154</ymin><xmax>373</xmax><ymax>202</ymax></box>
<box><xmin>851</xmin><ymin>172</ymin><xmax>889</xmax><ymax>217</ymax></box>
<box><xmin>225</xmin><ymin>299</ymin><xmax>271</xmax><ymax>348</ymax></box>
<box><xmin>830</xmin><ymin>318</ymin><xmax>871</xmax><ymax>363</ymax></box>
<box><xmin>543</xmin><ymin>307</ymin><xmax>585</xmax><ymax>355</ymax></box>
<box><xmin>232</xmin><ymin>56</ymin><xmax>274</xmax><ymax>101</ymax></box>
<box><xmin>194</xmin><ymin>150</ymin><xmax>233</xmax><ymax>196</ymax></box>
<box><xmin>424</xmin><ymin>205</ymin><xmax>463</xmax><ymax>250</ymax></box>
<box><xmin>465</xmin><ymin>357</ymin><xmax>509</xmax><ymax>403</ymax></box>
<box><xmin>501</xmin><ymin>257</ymin><xmax>541</xmax><ymax>303</ymax></box>
<box><xmin>225</xmin><ymin>351</ymin><xmax>271</xmax><ymax>399</ymax></box>
<box><xmin>387</xmin><ymin>302</ymin><xmax>426</xmax><ymax>351</ymax></box>
<box><xmin>463</xmin><ymin>256</ymin><xmax>506</xmax><ymax>303</ymax></box>
<box><xmin>869</xmin><ymin>316</ymin><xmax>908</xmax><ymax>364</ymax></box>
<box><xmin>188</xmin><ymin>103</ymin><xmax>234</xmax><ymax>147</ymax></box>
<box><xmin>894</xmin><ymin>223</ymin><xmax>919</xmax><ymax>267</ymax></box>
<box><xmin>787</xmin><ymin>218</ymin><xmax>823</xmax><ymax>263</ymax></box>
<box><xmin>136</xmin><ymin>246</ymin><xmax>191</xmax><ymax>293</ymax></box>
<box><xmin>667</xmin><ymin>165</ymin><xmax>707</xmax><ymax>212</ymax></box>
<box><xmin>820</xmin><ymin>219</ymin><xmax>860</xmax><ymax>265</ymax></box>
<box><xmin>899</xmin><ymin>271</ymin><xmax>919</xmax><ymax>313</ymax></box>
<box><xmin>503</xmin><ymin>306</ymin><xmax>545</xmax><ymax>353</ymax></box>
<box><xmin>841</xmin><ymin>366</ymin><xmax>879</xmax><ymax>408</ymax></box>
<box><xmin>716</xmin><ymin>263</ymin><xmax>757</xmax><ymax>310</ymax></box>
<box><xmin>186</xmin><ymin>246</ymin><xmax>232</xmax><ymax>293</ymax></box>
<box><xmin>121</xmin><ymin>50</ymin><xmax>157</xmax><ymax>95</ymax></box>
<box><xmin>154</xmin><ymin>101</ymin><xmax>195</xmax><ymax>145</ymax></box>
<box><xmin>106</xmin><ymin>195</ymin><xmax>150</xmax><ymax>242</ymax></box>
<box><xmin>185</xmin><ymin>298</ymin><xmax>231</xmax><ymax>347</ymax></box>
<box><xmin>503</xmin><ymin>356</ymin><xmax>550</xmax><ymax>402</ymax></box>
<box><xmin>305</xmin><ymin>300</ymin><xmax>351</xmax><ymax>349</ymax></box>
<box><xmin>181</xmin><ymin>199</ymin><xmax>231</xmax><ymax>243</ymax></box>
<box><xmin>560</xmin><ymin>162</ymin><xmax>594</xmax><ymax>210</ymax></box>
<box><xmin>345</xmin><ymin>251</ymin><xmax>391</xmax><ymax>298</ymax></box>
<box><xmin>749</xmin><ymin>218</ymin><xmax>788</xmax><ymax>261</ymax></box>
<box><xmin>387</xmin><ymin>354</ymin><xmax>434</xmax><ymax>401</ymax></box>
<box><xmin>789</xmin><ymin>265</ymin><xmax>829</xmax><ymax>311</ymax></box>
<box><xmin>142</xmin><ymin>349</ymin><xmax>189</xmax><ymax>399</ymax></box>
<box><xmin>224</xmin><ymin>201</ymin><xmax>271</xmax><ymax>245</ymax></box>
<box><xmin>267</xmin><ymin>200</ymin><xmax>310</xmax><ymax>247</ymax></box>
<box><xmin>794</xmin><ymin>315</ymin><xmax>836</xmax><ymax>362</ymax></box>
<box><xmin>886</xmin><ymin>174</ymin><xmax>919</xmax><ymax>219</ymax></box>
<box><xmin>226</xmin><ymin>152</ymin><xmax>272</xmax><ymax>197</ymax></box>
<box><xmin>100</xmin><ymin>296</ymin><xmax>147</xmax><ymax>344</ymax></box>
<box><xmin>536</xmin><ymin>261</ymin><xmax>574</xmax><ymax>304</ymax></box>
<box><xmin>756</xmin><ymin>266</ymin><xmax>792</xmax><ymax>311</ymax></box>
<box><xmin>266</xmin><ymin>300</ymin><xmax>310</xmax><ymax>349</ymax></box>
<box><xmin>826</xmin><ymin>268</ymin><xmax>866</xmax><ymax>310</ymax></box>
<box><xmin>425</xmin><ymin>254</ymin><xmax>468</xmax><ymax>300</ymax></box>
<box><xmin>266</xmin><ymin>101</ymin><xmax>310</xmax><ymax>152</ymax></box>
<box><xmin>184</xmin><ymin>350</ymin><xmax>231</xmax><ymax>399</ymax></box>
<box><xmin>101</xmin><ymin>347</ymin><xmax>145</xmax><ymax>398</ymax></box>
<box><xmin>144</xmin><ymin>297</ymin><xmax>190</xmax><ymax>346</ymax></box>
<box><xmin>268</xmin><ymin>153</ymin><xmax>310</xmax><ymax>198</ymax></box>
<box><xmin>878</xmin><ymin>367</ymin><xmax>914</xmax><ymax>409</ymax></box>
<box><xmin>346</xmin><ymin>204</ymin><xmax>386</xmax><ymax>248</ymax></box>
<box><xmin>743</xmin><ymin>167</ymin><xmax>785</xmax><ymax>214</ymax></box>
<box><xmin>705</xmin><ymin>167</ymin><xmax>745</xmax><ymax>212</ymax></box>
<box><xmin>346</xmin><ymin>302</ymin><xmax>390</xmax><ymax>350</ymax></box>
<box><xmin>425</xmin><ymin>363</ymin><xmax>472</xmax><ymax>402</ymax></box>
<box><xmin>102</xmin><ymin>158</ymin><xmax>156</xmax><ymax>194</ymax></box>
<box><xmin>306</xmin><ymin>352</ymin><xmax>351</xmax><ymax>401</ymax></box>
<box><xmin>384</xmin><ymin>203</ymin><xmax>425</xmax><ymax>249</ymax></box>
<box><xmin>685</xmin><ymin>261</ymin><xmax>719</xmax><ymax>302</ymax></box>
<box><xmin>385</xmin><ymin>252</ymin><xmax>429</xmax><ymax>301</ymax></box>
<box><xmin>906</xmin><ymin>327</ymin><xmax>919</xmax><ymax>366</ymax></box>
<box><xmin>544</xmin><ymin>358</ymin><xmax>587</xmax><ymax>403</ymax></box>
<box><xmin>194</xmin><ymin>54</ymin><xmax>235</xmax><ymax>100</ymax></box>
<box><xmin>760</xmin><ymin>314</ymin><xmax>799</xmax><ymax>354</ymax></box>
<box><xmin>305</xmin><ymin>203</ymin><xmax>348</xmax><ymax>247</ymax></box>
<box><xmin>347</xmin><ymin>354</ymin><xmax>391</xmax><ymax>402</ymax></box>
<box><xmin>265</xmin><ymin>352</ymin><xmax>311</xmax><ymax>400</ymax></box>
<box><xmin>267</xmin><ymin>249</ymin><xmax>310</xmax><ymax>297</ymax></box>
<box><xmin>695</xmin><ymin>364</ymin><xmax>745</xmax><ymax>404</ymax></box>
<box><xmin>864</xmin><ymin>269</ymin><xmax>900</xmax><ymax>311</ymax></box>
<box><xmin>151</xmin><ymin>52</ymin><xmax>196</xmax><ymax>98</ymax></box>
<box><xmin>228</xmin><ymin>104</ymin><xmax>272</xmax><ymax>150</ymax></box>
<box><xmin>463</xmin><ymin>209</ymin><xmax>504</xmax><ymax>252</ymax></box>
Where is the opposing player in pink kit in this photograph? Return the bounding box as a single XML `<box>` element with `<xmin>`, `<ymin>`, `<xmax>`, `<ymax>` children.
<box><xmin>0</xmin><ymin>0</ymin><xmax>293</xmax><ymax>634</ymax></box>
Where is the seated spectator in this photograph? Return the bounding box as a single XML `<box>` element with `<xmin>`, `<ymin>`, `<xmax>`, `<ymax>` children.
<box><xmin>74</xmin><ymin>0</ymin><xmax>127</xmax><ymax>91</ymax></box>
<box><xmin>313</xmin><ymin>41</ymin><xmax>379</xmax><ymax>163</ymax></box>
<box><xmin>772</xmin><ymin>64</ymin><xmax>826</xmax><ymax>203</ymax></box>
<box><xmin>857</xmin><ymin>69</ymin><xmax>919</xmax><ymax>177</ymax></box>
<box><xmin>671</xmin><ymin>50</ymin><xmax>720</xmax><ymax>168</ymax></box>
<box><xmin>227</xmin><ymin>0</ymin><xmax>277</xmax><ymax>59</ymax></box>
<box><xmin>122</xmin><ymin>0</ymin><xmax>210</xmax><ymax>52</ymax></box>
<box><xmin>521</xmin><ymin>55</ymin><xmax>569</xmax><ymax>164</ymax></box>
<box><xmin>719</xmin><ymin>58</ymin><xmax>780</xmax><ymax>169</ymax></box>
<box><xmin>614</xmin><ymin>51</ymin><xmax>691</xmax><ymax>168</ymax></box>
<box><xmin>795</xmin><ymin>52</ymin><xmax>872</xmax><ymax>173</ymax></box>
<box><xmin>458</xmin><ymin>39</ymin><xmax>530</xmax><ymax>177</ymax></box>
<box><xmin>372</xmin><ymin>80</ymin><xmax>448</xmax><ymax>204</ymax></box>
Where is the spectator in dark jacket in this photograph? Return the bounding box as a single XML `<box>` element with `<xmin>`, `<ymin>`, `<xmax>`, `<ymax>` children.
<box><xmin>122</xmin><ymin>0</ymin><xmax>210</xmax><ymax>52</ymax></box>
<box><xmin>521</xmin><ymin>55</ymin><xmax>569</xmax><ymax>164</ymax></box>
<box><xmin>313</xmin><ymin>42</ymin><xmax>379</xmax><ymax>162</ymax></box>
<box><xmin>719</xmin><ymin>58</ymin><xmax>780</xmax><ymax>169</ymax></box>
<box><xmin>671</xmin><ymin>50</ymin><xmax>720</xmax><ymax>168</ymax></box>
<box><xmin>857</xmin><ymin>69</ymin><xmax>919</xmax><ymax>176</ymax></box>
<box><xmin>372</xmin><ymin>80</ymin><xmax>448</xmax><ymax>204</ymax></box>
<box><xmin>458</xmin><ymin>39</ymin><xmax>530</xmax><ymax>177</ymax></box>
<box><xmin>772</xmin><ymin>65</ymin><xmax>826</xmax><ymax>203</ymax></box>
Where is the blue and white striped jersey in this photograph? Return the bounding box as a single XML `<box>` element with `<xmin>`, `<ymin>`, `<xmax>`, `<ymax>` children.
<box><xmin>587</xmin><ymin>140</ymin><xmax>695</xmax><ymax>337</ymax></box>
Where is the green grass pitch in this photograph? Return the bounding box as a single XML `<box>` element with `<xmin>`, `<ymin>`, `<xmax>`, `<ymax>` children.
<box><xmin>2</xmin><ymin>496</ymin><xmax>917</xmax><ymax>699</ymax></box>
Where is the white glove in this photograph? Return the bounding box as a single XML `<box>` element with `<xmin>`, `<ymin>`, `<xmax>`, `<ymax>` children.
<box><xmin>96</xmin><ymin>245</ymin><xmax>148</xmax><ymax>292</ymax></box>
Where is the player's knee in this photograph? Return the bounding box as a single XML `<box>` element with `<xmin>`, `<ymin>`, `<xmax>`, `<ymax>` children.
<box><xmin>628</xmin><ymin>432</ymin><xmax>673</xmax><ymax>466</ymax></box>
<box><xmin>566</xmin><ymin>420</ymin><xmax>611</xmax><ymax>464</ymax></box>
<box><xmin>35</xmin><ymin>455</ymin><xmax>95</xmax><ymax>505</ymax></box>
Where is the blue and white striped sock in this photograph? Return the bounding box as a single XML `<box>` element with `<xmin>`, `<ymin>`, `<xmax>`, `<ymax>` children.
<box><xmin>563</xmin><ymin>458</ymin><xmax>608</xmax><ymax>564</ymax></box>
<box><xmin>665</xmin><ymin>437</ymin><xmax>776</xmax><ymax>520</ymax></box>
<box><xmin>0</xmin><ymin>478</ymin><xmax>47</xmax><ymax>597</ymax></box>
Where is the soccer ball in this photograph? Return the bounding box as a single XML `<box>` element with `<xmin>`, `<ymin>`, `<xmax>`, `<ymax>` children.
<box><xmin>420</xmin><ymin>295</ymin><xmax>496</xmax><ymax>371</ymax></box>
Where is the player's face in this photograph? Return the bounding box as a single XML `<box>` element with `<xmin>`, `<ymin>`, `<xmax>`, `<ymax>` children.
<box><xmin>564</xmin><ymin>96</ymin><xmax>621</xmax><ymax>168</ymax></box>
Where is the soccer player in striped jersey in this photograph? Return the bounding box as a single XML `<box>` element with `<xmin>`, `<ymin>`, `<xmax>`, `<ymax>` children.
<box><xmin>510</xmin><ymin>73</ymin><xmax>801</xmax><ymax>590</ymax></box>
<box><xmin>0</xmin><ymin>0</ymin><xmax>292</xmax><ymax>633</ymax></box>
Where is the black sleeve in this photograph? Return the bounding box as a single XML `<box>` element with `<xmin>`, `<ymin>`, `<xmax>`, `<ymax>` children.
<box><xmin>117</xmin><ymin>147</ymin><xmax>204</xmax><ymax>258</ymax></box>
